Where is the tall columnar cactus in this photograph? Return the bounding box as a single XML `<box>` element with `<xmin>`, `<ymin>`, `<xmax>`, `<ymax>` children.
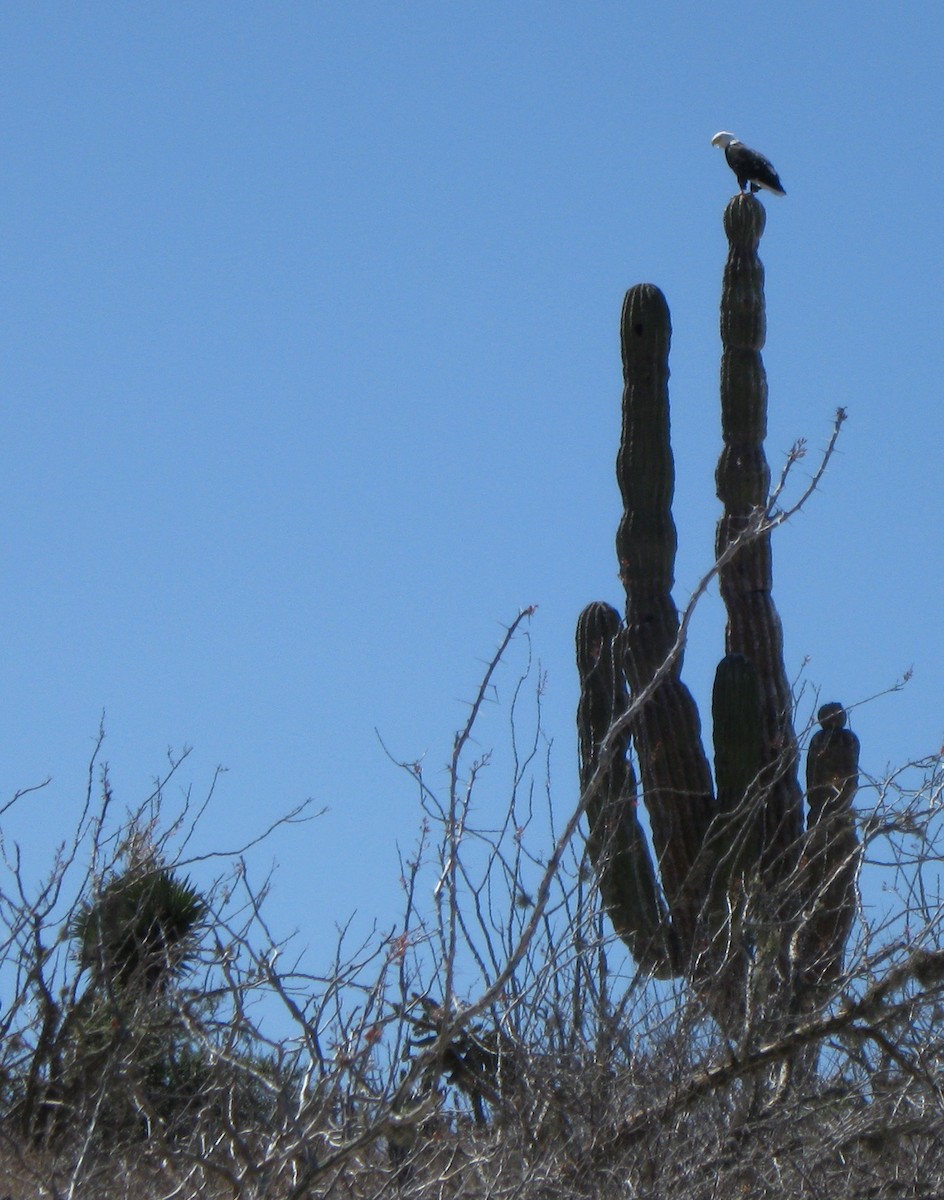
<box><xmin>577</xmin><ymin>194</ymin><xmax>860</xmax><ymax>1021</ymax></box>
<box><xmin>715</xmin><ymin>198</ymin><xmax>804</xmax><ymax>881</ymax></box>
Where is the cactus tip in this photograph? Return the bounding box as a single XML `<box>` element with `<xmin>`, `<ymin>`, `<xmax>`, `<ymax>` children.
<box><xmin>817</xmin><ymin>702</ymin><xmax>847</xmax><ymax>731</ymax></box>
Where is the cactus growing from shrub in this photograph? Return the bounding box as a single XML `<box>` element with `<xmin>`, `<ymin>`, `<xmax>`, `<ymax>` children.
<box><xmin>577</xmin><ymin>194</ymin><xmax>859</xmax><ymax>1023</ymax></box>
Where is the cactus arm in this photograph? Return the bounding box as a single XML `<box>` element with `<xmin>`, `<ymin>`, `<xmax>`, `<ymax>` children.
<box><xmin>800</xmin><ymin>702</ymin><xmax>860</xmax><ymax>994</ymax></box>
<box><xmin>576</xmin><ymin>602</ymin><xmax>675</xmax><ymax>976</ymax></box>
<box><xmin>700</xmin><ymin>653</ymin><xmax>766</xmax><ymax>910</ymax></box>
<box><xmin>712</xmin><ymin>654</ymin><xmax>765</xmax><ymax>824</ymax></box>
<box><xmin>616</xmin><ymin>284</ymin><xmax>717</xmax><ymax>947</ymax></box>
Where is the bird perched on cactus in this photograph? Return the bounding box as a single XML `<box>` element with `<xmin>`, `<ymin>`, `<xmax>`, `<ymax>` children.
<box><xmin>711</xmin><ymin>132</ymin><xmax>786</xmax><ymax>196</ymax></box>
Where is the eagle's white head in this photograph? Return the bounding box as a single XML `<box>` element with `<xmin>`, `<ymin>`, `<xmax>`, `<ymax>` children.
<box><xmin>711</xmin><ymin>131</ymin><xmax>739</xmax><ymax>149</ymax></box>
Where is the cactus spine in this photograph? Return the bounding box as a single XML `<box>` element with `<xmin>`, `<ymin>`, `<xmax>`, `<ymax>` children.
<box><xmin>577</xmin><ymin>194</ymin><xmax>859</xmax><ymax>1020</ymax></box>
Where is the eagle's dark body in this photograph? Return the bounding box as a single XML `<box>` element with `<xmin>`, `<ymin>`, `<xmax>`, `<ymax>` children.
<box><xmin>711</xmin><ymin>133</ymin><xmax>786</xmax><ymax>196</ymax></box>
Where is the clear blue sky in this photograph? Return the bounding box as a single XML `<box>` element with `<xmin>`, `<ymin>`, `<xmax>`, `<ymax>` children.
<box><xmin>2</xmin><ymin>4</ymin><xmax>942</xmax><ymax>962</ymax></box>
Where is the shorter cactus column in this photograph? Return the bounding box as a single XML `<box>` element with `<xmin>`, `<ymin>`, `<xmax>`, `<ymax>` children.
<box><xmin>576</xmin><ymin>601</ymin><xmax>675</xmax><ymax>977</ymax></box>
<box><xmin>699</xmin><ymin>652</ymin><xmax>766</xmax><ymax>919</ymax></box>
<box><xmin>799</xmin><ymin>702</ymin><xmax>860</xmax><ymax>996</ymax></box>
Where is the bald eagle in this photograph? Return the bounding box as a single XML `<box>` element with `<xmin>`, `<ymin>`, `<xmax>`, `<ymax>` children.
<box><xmin>711</xmin><ymin>132</ymin><xmax>786</xmax><ymax>196</ymax></box>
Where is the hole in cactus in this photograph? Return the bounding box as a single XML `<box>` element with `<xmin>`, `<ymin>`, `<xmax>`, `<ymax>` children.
<box><xmin>633</xmin><ymin>322</ymin><xmax>644</xmax><ymax>336</ymax></box>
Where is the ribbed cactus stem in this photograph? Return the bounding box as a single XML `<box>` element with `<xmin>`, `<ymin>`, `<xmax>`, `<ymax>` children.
<box><xmin>712</xmin><ymin>654</ymin><xmax>764</xmax><ymax>818</ymax></box>
<box><xmin>616</xmin><ymin>284</ymin><xmax>716</xmax><ymax>947</ymax></box>
<box><xmin>576</xmin><ymin>602</ymin><xmax>675</xmax><ymax>976</ymax></box>
<box><xmin>801</xmin><ymin>702</ymin><xmax>860</xmax><ymax>992</ymax></box>
<box><xmin>575</xmin><ymin>202</ymin><xmax>860</xmax><ymax>1029</ymax></box>
<box><xmin>715</xmin><ymin>195</ymin><xmax>803</xmax><ymax>879</ymax></box>
<box><xmin>703</xmin><ymin>653</ymin><xmax>765</xmax><ymax>904</ymax></box>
